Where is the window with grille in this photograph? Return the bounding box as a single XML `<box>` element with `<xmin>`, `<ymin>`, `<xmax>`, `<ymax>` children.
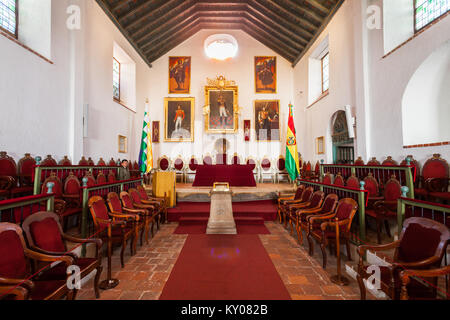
<box><xmin>113</xmin><ymin>58</ymin><xmax>120</xmax><ymax>101</ymax></box>
<box><xmin>0</xmin><ymin>0</ymin><xmax>17</xmax><ymax>36</ymax></box>
<box><xmin>321</xmin><ymin>53</ymin><xmax>329</xmax><ymax>93</ymax></box>
<box><xmin>415</xmin><ymin>0</ymin><xmax>449</xmax><ymax>31</ymax></box>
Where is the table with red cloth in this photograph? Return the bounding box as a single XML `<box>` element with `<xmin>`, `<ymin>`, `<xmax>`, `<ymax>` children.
<box><xmin>192</xmin><ymin>165</ymin><xmax>256</xmax><ymax>187</ymax></box>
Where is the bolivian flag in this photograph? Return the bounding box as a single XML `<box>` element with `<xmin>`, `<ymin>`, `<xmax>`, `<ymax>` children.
<box><xmin>138</xmin><ymin>101</ymin><xmax>153</xmax><ymax>174</ymax></box>
<box><xmin>286</xmin><ymin>104</ymin><xmax>300</xmax><ymax>181</ymax></box>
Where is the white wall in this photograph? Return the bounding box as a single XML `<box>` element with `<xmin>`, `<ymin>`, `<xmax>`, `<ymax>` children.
<box><xmin>148</xmin><ymin>30</ymin><xmax>294</xmax><ymax>164</ymax></box>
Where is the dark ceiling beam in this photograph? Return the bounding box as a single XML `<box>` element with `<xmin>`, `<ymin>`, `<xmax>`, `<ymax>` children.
<box><xmin>117</xmin><ymin>0</ymin><xmax>179</xmax><ymax>22</ymax></box>
<box><xmin>292</xmin><ymin>0</ymin><xmax>344</xmax><ymax>66</ymax></box>
<box><xmin>273</xmin><ymin>0</ymin><xmax>325</xmax><ymax>24</ymax></box>
<box><xmin>255</xmin><ymin>0</ymin><xmax>319</xmax><ymax>32</ymax></box>
<box><xmin>95</xmin><ymin>0</ymin><xmax>152</xmax><ymax>68</ymax></box>
<box><xmin>248</xmin><ymin>0</ymin><xmax>314</xmax><ymax>40</ymax></box>
<box><xmin>304</xmin><ymin>0</ymin><xmax>330</xmax><ymax>15</ymax></box>
<box><xmin>111</xmin><ymin>0</ymin><xmax>131</xmax><ymax>12</ymax></box>
<box><xmin>245</xmin><ymin>5</ymin><xmax>309</xmax><ymax>47</ymax></box>
<box><xmin>241</xmin><ymin>25</ymin><xmax>296</xmax><ymax>63</ymax></box>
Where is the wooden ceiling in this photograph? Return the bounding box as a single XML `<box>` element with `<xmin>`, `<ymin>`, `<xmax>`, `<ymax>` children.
<box><xmin>96</xmin><ymin>0</ymin><xmax>344</xmax><ymax>67</ymax></box>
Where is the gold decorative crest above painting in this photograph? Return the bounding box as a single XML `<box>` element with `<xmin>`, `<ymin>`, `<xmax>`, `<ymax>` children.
<box><xmin>255</xmin><ymin>56</ymin><xmax>277</xmax><ymax>94</ymax></box>
<box><xmin>203</xmin><ymin>76</ymin><xmax>241</xmax><ymax>134</ymax></box>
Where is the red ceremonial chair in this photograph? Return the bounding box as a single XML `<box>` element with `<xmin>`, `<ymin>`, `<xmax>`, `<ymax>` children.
<box><xmin>289</xmin><ymin>191</ymin><xmax>325</xmax><ymax>241</ymax></box>
<box><xmin>0</xmin><ymin>222</ymin><xmax>75</xmax><ymax>300</ymax></box>
<box><xmin>136</xmin><ymin>185</ymin><xmax>167</xmax><ymax>223</ymax></box>
<box><xmin>108</xmin><ymin>158</ymin><xmax>117</xmax><ymax>166</ymax></box>
<box><xmin>203</xmin><ymin>154</ymin><xmax>213</xmax><ymax>166</ymax></box>
<box><xmin>0</xmin><ymin>151</ymin><xmax>18</xmax><ymax>199</ymax></box>
<box><xmin>120</xmin><ymin>191</ymin><xmax>157</xmax><ymax>240</ymax></box>
<box><xmin>382</xmin><ymin>156</ymin><xmax>398</xmax><ymax>166</ymax></box>
<box><xmin>127</xmin><ymin>188</ymin><xmax>162</xmax><ymax>229</ymax></box>
<box><xmin>323</xmin><ymin>172</ymin><xmax>333</xmax><ymax>185</ymax></box>
<box><xmin>400</xmin><ymin>155</ymin><xmax>421</xmax><ymax>189</ymax></box>
<box><xmin>82</xmin><ymin>172</ymin><xmax>96</xmax><ymax>187</ymax></box>
<box><xmin>313</xmin><ymin>161</ymin><xmax>321</xmax><ymax>181</ymax></box>
<box><xmin>107</xmin><ymin>170</ymin><xmax>116</xmax><ymax>183</ymax></box>
<box><xmin>58</xmin><ymin>156</ymin><xmax>72</xmax><ymax>166</ymax></box>
<box><xmin>416</xmin><ymin>154</ymin><xmax>449</xmax><ymax>202</ymax></box>
<box><xmin>334</xmin><ymin>173</ymin><xmax>345</xmax><ymax>186</ymax></box>
<box><xmin>78</xmin><ymin>157</ymin><xmax>89</xmax><ymax>166</ymax></box>
<box><xmin>246</xmin><ymin>157</ymin><xmax>259</xmax><ymax>182</ymax></box>
<box><xmin>88</xmin><ymin>196</ymin><xmax>135</xmax><ymax>269</ymax></box>
<box><xmin>41</xmin><ymin>155</ymin><xmax>57</xmax><ymax>167</ymax></box>
<box><xmin>97</xmin><ymin>158</ymin><xmax>106</xmax><ymax>166</ymax></box>
<box><xmin>173</xmin><ymin>156</ymin><xmax>186</xmax><ymax>183</ymax></box>
<box><xmin>96</xmin><ymin>172</ymin><xmax>107</xmax><ymax>185</ymax></box>
<box><xmin>17</xmin><ymin>153</ymin><xmax>35</xmax><ymax>196</ymax></box>
<box><xmin>307</xmin><ymin>198</ymin><xmax>359</xmax><ymax>268</ymax></box>
<box><xmin>354</xmin><ymin>157</ymin><xmax>365</xmax><ymax>166</ymax></box>
<box><xmin>282</xmin><ymin>186</ymin><xmax>314</xmax><ymax>227</ymax></box>
<box><xmin>366</xmin><ymin>175</ymin><xmax>402</xmax><ymax>244</ymax></box>
<box><xmin>231</xmin><ymin>153</ymin><xmax>242</xmax><ymax>165</ymax></box>
<box><xmin>61</xmin><ymin>172</ymin><xmax>83</xmax><ymax>231</ymax></box>
<box><xmin>276</xmin><ymin>156</ymin><xmax>290</xmax><ymax>183</ymax></box>
<box><xmin>22</xmin><ymin>212</ymin><xmax>103</xmax><ymax>299</ymax></box>
<box><xmin>296</xmin><ymin>194</ymin><xmax>339</xmax><ymax>245</ymax></box>
<box><xmin>158</xmin><ymin>156</ymin><xmax>170</xmax><ymax>172</ymax></box>
<box><xmin>367</xmin><ymin>157</ymin><xmax>381</xmax><ymax>166</ymax></box>
<box><xmin>260</xmin><ymin>156</ymin><xmax>275</xmax><ymax>183</ymax></box>
<box><xmin>346</xmin><ymin>174</ymin><xmax>360</xmax><ymax>189</ymax></box>
<box><xmin>87</xmin><ymin>157</ymin><xmax>95</xmax><ymax>166</ymax></box>
<box><xmin>356</xmin><ymin>217</ymin><xmax>450</xmax><ymax>300</ymax></box>
<box><xmin>277</xmin><ymin>185</ymin><xmax>305</xmax><ymax>223</ymax></box>
<box><xmin>363</xmin><ymin>173</ymin><xmax>383</xmax><ymax>206</ymax></box>
<box><xmin>185</xmin><ymin>156</ymin><xmax>199</xmax><ymax>183</ymax></box>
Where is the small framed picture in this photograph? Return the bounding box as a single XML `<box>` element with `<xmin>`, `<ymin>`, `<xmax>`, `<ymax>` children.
<box><xmin>317</xmin><ymin>136</ymin><xmax>325</xmax><ymax>154</ymax></box>
<box><xmin>244</xmin><ymin>120</ymin><xmax>251</xmax><ymax>142</ymax></box>
<box><xmin>152</xmin><ymin>121</ymin><xmax>160</xmax><ymax>143</ymax></box>
<box><xmin>118</xmin><ymin>135</ymin><xmax>127</xmax><ymax>153</ymax></box>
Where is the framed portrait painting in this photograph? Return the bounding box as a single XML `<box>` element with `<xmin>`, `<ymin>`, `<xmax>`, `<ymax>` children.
<box><xmin>255</xmin><ymin>56</ymin><xmax>277</xmax><ymax>93</ymax></box>
<box><xmin>169</xmin><ymin>57</ymin><xmax>191</xmax><ymax>94</ymax></box>
<box><xmin>152</xmin><ymin>121</ymin><xmax>160</xmax><ymax>143</ymax></box>
<box><xmin>204</xmin><ymin>86</ymin><xmax>239</xmax><ymax>134</ymax></box>
<box><xmin>118</xmin><ymin>135</ymin><xmax>127</xmax><ymax>153</ymax></box>
<box><xmin>254</xmin><ymin>100</ymin><xmax>280</xmax><ymax>141</ymax></box>
<box><xmin>164</xmin><ymin>97</ymin><xmax>195</xmax><ymax>142</ymax></box>
<box><xmin>317</xmin><ymin>136</ymin><xmax>325</xmax><ymax>154</ymax></box>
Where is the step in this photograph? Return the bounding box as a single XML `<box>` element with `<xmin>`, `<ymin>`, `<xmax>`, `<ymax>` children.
<box><xmin>179</xmin><ymin>216</ymin><xmax>265</xmax><ymax>226</ymax></box>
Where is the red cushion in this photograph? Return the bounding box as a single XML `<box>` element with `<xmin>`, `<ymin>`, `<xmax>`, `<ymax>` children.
<box><xmin>399</xmin><ymin>222</ymin><xmax>442</xmax><ymax>263</ymax></box>
<box><xmin>109</xmin><ymin>195</ymin><xmax>123</xmax><ymax>212</ymax></box>
<box><xmin>423</xmin><ymin>161</ymin><xmax>448</xmax><ymax>180</ymax></box>
<box><xmin>30</xmin><ymin>280</ymin><xmax>66</xmax><ymax>300</ymax></box>
<box><xmin>301</xmin><ymin>189</ymin><xmax>313</xmax><ymax>202</ymax></box>
<box><xmin>92</xmin><ymin>200</ymin><xmax>109</xmax><ymax>221</ymax></box>
<box><xmin>97</xmin><ymin>175</ymin><xmax>106</xmax><ymax>184</ymax></box>
<box><xmin>323</xmin><ymin>176</ymin><xmax>332</xmax><ymax>184</ymax></box>
<box><xmin>130</xmin><ymin>191</ymin><xmax>142</xmax><ymax>204</ymax></box>
<box><xmin>160</xmin><ymin>158</ymin><xmax>169</xmax><ymax>171</ymax></box>
<box><xmin>346</xmin><ymin>177</ymin><xmax>360</xmax><ymax>189</ymax></box>
<box><xmin>384</xmin><ymin>181</ymin><xmax>401</xmax><ymax>201</ymax></box>
<box><xmin>321</xmin><ymin>197</ymin><xmax>336</xmax><ymax>213</ymax></box>
<box><xmin>65</xmin><ymin>179</ymin><xmax>80</xmax><ymax>194</ymax></box>
<box><xmin>20</xmin><ymin>159</ymin><xmax>36</xmax><ymax>175</ymax></box>
<box><xmin>310</xmin><ymin>194</ymin><xmax>322</xmax><ymax>207</ymax></box>
<box><xmin>189</xmin><ymin>159</ymin><xmax>198</xmax><ymax>171</ymax></box>
<box><xmin>261</xmin><ymin>159</ymin><xmax>271</xmax><ymax>170</ymax></box>
<box><xmin>364</xmin><ymin>179</ymin><xmax>379</xmax><ymax>197</ymax></box>
<box><xmin>30</xmin><ymin>218</ymin><xmax>65</xmax><ymax>253</ymax></box>
<box><xmin>0</xmin><ymin>159</ymin><xmax>17</xmax><ymax>176</ymax></box>
<box><xmin>122</xmin><ymin>194</ymin><xmax>134</xmax><ymax>209</ymax></box>
<box><xmin>278</xmin><ymin>158</ymin><xmax>285</xmax><ymax>171</ymax></box>
<box><xmin>293</xmin><ymin>188</ymin><xmax>303</xmax><ymax>200</ymax></box>
<box><xmin>174</xmin><ymin>159</ymin><xmax>184</xmax><ymax>171</ymax></box>
<box><xmin>334</xmin><ymin>177</ymin><xmax>345</xmax><ymax>186</ymax></box>
<box><xmin>0</xmin><ymin>231</ymin><xmax>27</xmax><ymax>279</ymax></box>
<box><xmin>138</xmin><ymin>188</ymin><xmax>149</xmax><ymax>200</ymax></box>
<box><xmin>336</xmin><ymin>202</ymin><xmax>354</xmax><ymax>220</ymax></box>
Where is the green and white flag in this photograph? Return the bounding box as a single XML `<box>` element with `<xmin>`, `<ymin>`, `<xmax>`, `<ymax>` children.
<box><xmin>138</xmin><ymin>100</ymin><xmax>153</xmax><ymax>174</ymax></box>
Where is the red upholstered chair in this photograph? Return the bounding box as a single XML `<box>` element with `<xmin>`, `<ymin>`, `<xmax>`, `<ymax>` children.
<box><xmin>400</xmin><ymin>155</ymin><xmax>421</xmax><ymax>189</ymax></box>
<box><xmin>277</xmin><ymin>185</ymin><xmax>305</xmax><ymax>223</ymax></box>
<box><xmin>22</xmin><ymin>212</ymin><xmax>103</xmax><ymax>299</ymax></box>
<box><xmin>313</xmin><ymin>161</ymin><xmax>321</xmax><ymax>181</ymax></box>
<box><xmin>173</xmin><ymin>156</ymin><xmax>186</xmax><ymax>183</ymax></box>
<box><xmin>136</xmin><ymin>185</ymin><xmax>167</xmax><ymax>223</ymax></box>
<box><xmin>158</xmin><ymin>156</ymin><xmax>170</xmax><ymax>172</ymax></box>
<box><xmin>354</xmin><ymin>157</ymin><xmax>365</xmax><ymax>166</ymax></box>
<box><xmin>363</xmin><ymin>173</ymin><xmax>382</xmax><ymax>205</ymax></box>
<box><xmin>88</xmin><ymin>196</ymin><xmax>135</xmax><ymax>269</ymax></box>
<box><xmin>307</xmin><ymin>198</ymin><xmax>359</xmax><ymax>268</ymax></box>
<box><xmin>346</xmin><ymin>174</ymin><xmax>360</xmax><ymax>189</ymax></box>
<box><xmin>323</xmin><ymin>172</ymin><xmax>333</xmax><ymax>185</ymax></box>
<box><xmin>87</xmin><ymin>157</ymin><xmax>95</xmax><ymax>166</ymax></box>
<box><xmin>246</xmin><ymin>157</ymin><xmax>259</xmax><ymax>183</ymax></box>
<box><xmin>0</xmin><ymin>222</ymin><xmax>75</xmax><ymax>300</ymax></box>
<box><xmin>96</xmin><ymin>172</ymin><xmax>107</xmax><ymax>185</ymax></box>
<box><xmin>260</xmin><ymin>156</ymin><xmax>275</xmax><ymax>183</ymax></box>
<box><xmin>289</xmin><ymin>191</ymin><xmax>325</xmax><ymax>240</ymax></box>
<box><xmin>366</xmin><ymin>175</ymin><xmax>402</xmax><ymax>244</ymax></box>
<box><xmin>382</xmin><ymin>156</ymin><xmax>398</xmax><ymax>166</ymax></box>
<box><xmin>281</xmin><ymin>186</ymin><xmax>314</xmax><ymax>227</ymax></box>
<box><xmin>63</xmin><ymin>172</ymin><xmax>81</xmax><ymax>207</ymax></box>
<box><xmin>203</xmin><ymin>154</ymin><xmax>213</xmax><ymax>165</ymax></box>
<box><xmin>41</xmin><ymin>155</ymin><xmax>57</xmax><ymax>166</ymax></box>
<box><xmin>17</xmin><ymin>153</ymin><xmax>35</xmax><ymax>195</ymax></box>
<box><xmin>107</xmin><ymin>192</ymin><xmax>144</xmax><ymax>247</ymax></box>
<box><xmin>301</xmin><ymin>162</ymin><xmax>307</xmax><ymax>179</ymax></box>
<box><xmin>0</xmin><ymin>151</ymin><xmax>18</xmax><ymax>198</ymax></box>
<box><xmin>127</xmin><ymin>188</ymin><xmax>162</xmax><ymax>228</ymax></box>
<box><xmin>276</xmin><ymin>156</ymin><xmax>290</xmax><ymax>183</ymax></box>
<box><xmin>97</xmin><ymin>158</ymin><xmax>106</xmax><ymax>166</ymax></box>
<box><xmin>120</xmin><ymin>191</ymin><xmax>157</xmax><ymax>241</ymax></box>
<box><xmin>58</xmin><ymin>156</ymin><xmax>72</xmax><ymax>166</ymax></box>
<box><xmin>108</xmin><ymin>158</ymin><xmax>117</xmax><ymax>166</ymax></box>
<box><xmin>107</xmin><ymin>170</ymin><xmax>116</xmax><ymax>183</ymax></box>
<box><xmin>82</xmin><ymin>172</ymin><xmax>96</xmax><ymax>187</ymax></box>
<box><xmin>78</xmin><ymin>157</ymin><xmax>89</xmax><ymax>166</ymax></box>
<box><xmin>296</xmin><ymin>194</ymin><xmax>339</xmax><ymax>245</ymax></box>
<box><xmin>416</xmin><ymin>154</ymin><xmax>449</xmax><ymax>202</ymax></box>
<box><xmin>334</xmin><ymin>173</ymin><xmax>345</xmax><ymax>186</ymax></box>
<box><xmin>357</xmin><ymin>217</ymin><xmax>450</xmax><ymax>300</ymax></box>
<box><xmin>185</xmin><ymin>156</ymin><xmax>199</xmax><ymax>183</ymax></box>
<box><xmin>367</xmin><ymin>157</ymin><xmax>381</xmax><ymax>166</ymax></box>
<box><xmin>231</xmin><ymin>153</ymin><xmax>242</xmax><ymax>165</ymax></box>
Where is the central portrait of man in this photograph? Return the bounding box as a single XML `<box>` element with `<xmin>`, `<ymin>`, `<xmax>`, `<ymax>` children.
<box><xmin>204</xmin><ymin>86</ymin><xmax>238</xmax><ymax>134</ymax></box>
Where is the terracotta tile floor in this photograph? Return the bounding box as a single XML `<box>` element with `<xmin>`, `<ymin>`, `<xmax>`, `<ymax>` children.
<box><xmin>76</xmin><ymin>222</ymin><xmax>372</xmax><ymax>300</ymax></box>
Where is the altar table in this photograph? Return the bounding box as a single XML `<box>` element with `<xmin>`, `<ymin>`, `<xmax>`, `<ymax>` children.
<box><xmin>192</xmin><ymin>165</ymin><xmax>256</xmax><ymax>187</ymax></box>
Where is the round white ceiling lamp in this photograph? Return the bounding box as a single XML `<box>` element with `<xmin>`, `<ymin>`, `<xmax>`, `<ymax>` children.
<box><xmin>204</xmin><ymin>34</ymin><xmax>239</xmax><ymax>60</ymax></box>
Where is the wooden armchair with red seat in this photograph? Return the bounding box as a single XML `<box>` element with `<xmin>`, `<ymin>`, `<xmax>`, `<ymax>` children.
<box><xmin>400</xmin><ymin>265</ymin><xmax>450</xmax><ymax>300</ymax></box>
<box><xmin>366</xmin><ymin>175</ymin><xmax>402</xmax><ymax>244</ymax></box>
<box><xmin>334</xmin><ymin>173</ymin><xmax>345</xmax><ymax>186</ymax></box>
<box><xmin>107</xmin><ymin>192</ymin><xmax>146</xmax><ymax>247</ymax></box>
<box><xmin>21</xmin><ymin>212</ymin><xmax>103</xmax><ymax>299</ymax></box>
<box><xmin>0</xmin><ymin>222</ymin><xmax>75</xmax><ymax>300</ymax></box>
<box><xmin>357</xmin><ymin>217</ymin><xmax>450</xmax><ymax>300</ymax></box>
<box><xmin>277</xmin><ymin>184</ymin><xmax>305</xmax><ymax>223</ymax></box>
<box><xmin>0</xmin><ymin>151</ymin><xmax>34</xmax><ymax>199</ymax></box>
<box><xmin>280</xmin><ymin>186</ymin><xmax>314</xmax><ymax>227</ymax></box>
<box><xmin>346</xmin><ymin>174</ymin><xmax>360</xmax><ymax>189</ymax></box>
<box><xmin>123</xmin><ymin>189</ymin><xmax>161</xmax><ymax>234</ymax></box>
<box><xmin>296</xmin><ymin>194</ymin><xmax>339</xmax><ymax>245</ymax></box>
<box><xmin>415</xmin><ymin>154</ymin><xmax>448</xmax><ymax>200</ymax></box>
<box><xmin>120</xmin><ymin>191</ymin><xmax>158</xmax><ymax>239</ymax></box>
<box><xmin>307</xmin><ymin>198</ymin><xmax>359</xmax><ymax>269</ymax></box>
<box><xmin>88</xmin><ymin>196</ymin><xmax>136</xmax><ymax>270</ymax></box>
<box><xmin>136</xmin><ymin>185</ymin><xmax>168</xmax><ymax>223</ymax></box>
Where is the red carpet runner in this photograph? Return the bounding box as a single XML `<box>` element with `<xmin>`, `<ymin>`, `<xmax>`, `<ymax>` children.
<box><xmin>159</xmin><ymin>235</ymin><xmax>291</xmax><ymax>300</ymax></box>
<box><xmin>174</xmin><ymin>224</ymin><xmax>270</xmax><ymax>235</ymax></box>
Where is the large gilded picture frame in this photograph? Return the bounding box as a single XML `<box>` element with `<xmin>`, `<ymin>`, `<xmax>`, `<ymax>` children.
<box><xmin>204</xmin><ymin>85</ymin><xmax>239</xmax><ymax>134</ymax></box>
<box><xmin>254</xmin><ymin>100</ymin><xmax>281</xmax><ymax>141</ymax></box>
<box><xmin>164</xmin><ymin>97</ymin><xmax>195</xmax><ymax>142</ymax></box>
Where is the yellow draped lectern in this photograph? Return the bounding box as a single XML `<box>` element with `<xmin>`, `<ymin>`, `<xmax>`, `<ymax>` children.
<box><xmin>152</xmin><ymin>171</ymin><xmax>176</xmax><ymax>208</ymax></box>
